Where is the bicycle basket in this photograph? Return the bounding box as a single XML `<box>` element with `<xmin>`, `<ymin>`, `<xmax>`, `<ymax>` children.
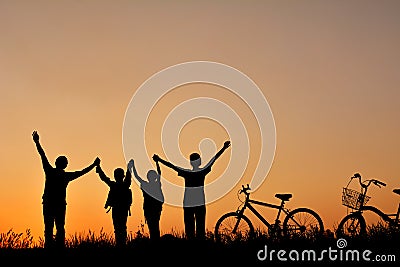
<box><xmin>342</xmin><ymin>187</ymin><xmax>371</xmax><ymax>210</ymax></box>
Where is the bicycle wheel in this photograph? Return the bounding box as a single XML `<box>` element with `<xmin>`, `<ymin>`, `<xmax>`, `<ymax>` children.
<box><xmin>336</xmin><ymin>212</ymin><xmax>366</xmax><ymax>238</ymax></box>
<box><xmin>360</xmin><ymin>206</ymin><xmax>391</xmax><ymax>233</ymax></box>
<box><xmin>214</xmin><ymin>212</ymin><xmax>254</xmax><ymax>243</ymax></box>
<box><xmin>282</xmin><ymin>207</ymin><xmax>324</xmax><ymax>239</ymax></box>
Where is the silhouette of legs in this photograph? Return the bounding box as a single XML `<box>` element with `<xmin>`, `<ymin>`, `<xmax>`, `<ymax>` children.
<box><xmin>145</xmin><ymin>211</ymin><xmax>161</xmax><ymax>241</ymax></box>
<box><xmin>148</xmin><ymin>219</ymin><xmax>160</xmax><ymax>240</ymax></box>
<box><xmin>195</xmin><ymin>205</ymin><xmax>206</xmax><ymax>240</ymax></box>
<box><xmin>184</xmin><ymin>207</ymin><xmax>196</xmax><ymax>239</ymax></box>
<box><xmin>184</xmin><ymin>206</ymin><xmax>206</xmax><ymax>240</ymax></box>
<box><xmin>54</xmin><ymin>206</ymin><xmax>66</xmax><ymax>248</ymax></box>
<box><xmin>43</xmin><ymin>205</ymin><xmax>55</xmax><ymax>249</ymax></box>
<box><xmin>112</xmin><ymin>208</ymin><xmax>128</xmax><ymax>247</ymax></box>
<box><xmin>43</xmin><ymin>203</ymin><xmax>66</xmax><ymax>249</ymax></box>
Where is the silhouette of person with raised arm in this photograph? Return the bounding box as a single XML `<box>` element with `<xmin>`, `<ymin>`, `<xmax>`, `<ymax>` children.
<box><xmin>32</xmin><ymin>130</ymin><xmax>100</xmax><ymax>249</ymax></box>
<box><xmin>96</xmin><ymin>160</ymin><xmax>132</xmax><ymax>248</ymax></box>
<box><xmin>153</xmin><ymin>140</ymin><xmax>231</xmax><ymax>240</ymax></box>
<box><xmin>130</xmin><ymin>158</ymin><xmax>164</xmax><ymax>241</ymax></box>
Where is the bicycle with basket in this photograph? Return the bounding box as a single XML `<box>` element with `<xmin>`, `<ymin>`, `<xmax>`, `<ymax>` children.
<box><xmin>336</xmin><ymin>172</ymin><xmax>400</xmax><ymax>238</ymax></box>
<box><xmin>341</xmin><ymin>174</ymin><xmax>372</xmax><ymax>212</ymax></box>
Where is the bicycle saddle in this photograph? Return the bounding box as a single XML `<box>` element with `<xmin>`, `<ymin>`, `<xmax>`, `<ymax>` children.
<box><xmin>275</xmin><ymin>193</ymin><xmax>292</xmax><ymax>201</ymax></box>
<box><xmin>393</xmin><ymin>189</ymin><xmax>400</xmax><ymax>195</ymax></box>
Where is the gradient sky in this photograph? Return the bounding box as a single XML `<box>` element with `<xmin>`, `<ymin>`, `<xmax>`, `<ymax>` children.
<box><xmin>1</xmin><ymin>0</ymin><xmax>400</xmax><ymax>242</ymax></box>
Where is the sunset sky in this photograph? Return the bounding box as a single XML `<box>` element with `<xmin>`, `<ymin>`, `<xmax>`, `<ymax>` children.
<box><xmin>1</xmin><ymin>0</ymin><xmax>400</xmax><ymax>242</ymax></box>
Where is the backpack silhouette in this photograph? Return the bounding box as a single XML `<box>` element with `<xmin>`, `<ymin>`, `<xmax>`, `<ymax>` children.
<box><xmin>104</xmin><ymin>186</ymin><xmax>133</xmax><ymax>216</ymax></box>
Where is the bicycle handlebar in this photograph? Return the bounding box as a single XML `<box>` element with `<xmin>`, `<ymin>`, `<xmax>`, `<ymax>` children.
<box><xmin>239</xmin><ymin>184</ymin><xmax>251</xmax><ymax>195</ymax></box>
<box><xmin>350</xmin><ymin>173</ymin><xmax>386</xmax><ymax>189</ymax></box>
<box><xmin>372</xmin><ymin>179</ymin><xmax>386</xmax><ymax>187</ymax></box>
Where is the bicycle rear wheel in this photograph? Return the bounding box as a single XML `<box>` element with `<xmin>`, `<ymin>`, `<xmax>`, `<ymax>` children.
<box><xmin>336</xmin><ymin>212</ymin><xmax>366</xmax><ymax>238</ymax></box>
<box><xmin>214</xmin><ymin>212</ymin><xmax>254</xmax><ymax>243</ymax></box>
<box><xmin>282</xmin><ymin>207</ymin><xmax>324</xmax><ymax>239</ymax></box>
<box><xmin>360</xmin><ymin>206</ymin><xmax>391</xmax><ymax>233</ymax></box>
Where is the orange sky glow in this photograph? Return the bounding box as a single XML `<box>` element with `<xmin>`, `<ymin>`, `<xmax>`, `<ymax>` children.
<box><xmin>1</xmin><ymin>0</ymin><xmax>399</xmax><ymax>242</ymax></box>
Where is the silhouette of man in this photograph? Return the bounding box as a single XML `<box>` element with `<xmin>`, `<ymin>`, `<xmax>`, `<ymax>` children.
<box><xmin>153</xmin><ymin>140</ymin><xmax>231</xmax><ymax>240</ymax></box>
<box><xmin>130</xmin><ymin>158</ymin><xmax>164</xmax><ymax>241</ymax></box>
<box><xmin>96</xmin><ymin>160</ymin><xmax>132</xmax><ymax>247</ymax></box>
<box><xmin>32</xmin><ymin>130</ymin><xmax>100</xmax><ymax>249</ymax></box>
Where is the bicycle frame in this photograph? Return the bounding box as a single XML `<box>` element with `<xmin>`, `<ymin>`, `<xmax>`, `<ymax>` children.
<box><xmin>236</xmin><ymin>192</ymin><xmax>290</xmax><ymax>230</ymax></box>
<box><xmin>359</xmin><ymin>205</ymin><xmax>400</xmax><ymax>226</ymax></box>
<box><xmin>350</xmin><ymin>176</ymin><xmax>371</xmax><ymax>210</ymax></box>
<box><xmin>347</xmin><ymin>174</ymin><xmax>400</xmax><ymax>227</ymax></box>
<box><xmin>215</xmin><ymin>184</ymin><xmax>325</xmax><ymax>242</ymax></box>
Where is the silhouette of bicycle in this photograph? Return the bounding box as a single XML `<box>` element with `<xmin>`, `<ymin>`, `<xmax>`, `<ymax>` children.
<box><xmin>214</xmin><ymin>184</ymin><xmax>324</xmax><ymax>243</ymax></box>
<box><xmin>336</xmin><ymin>173</ymin><xmax>400</xmax><ymax>238</ymax></box>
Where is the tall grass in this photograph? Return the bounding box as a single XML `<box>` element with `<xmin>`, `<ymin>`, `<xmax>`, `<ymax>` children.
<box><xmin>0</xmin><ymin>229</ymin><xmax>40</xmax><ymax>249</ymax></box>
<box><xmin>66</xmin><ymin>228</ymin><xmax>115</xmax><ymax>248</ymax></box>
<box><xmin>0</xmin><ymin>224</ymin><xmax>398</xmax><ymax>250</ymax></box>
<box><xmin>365</xmin><ymin>222</ymin><xmax>400</xmax><ymax>242</ymax></box>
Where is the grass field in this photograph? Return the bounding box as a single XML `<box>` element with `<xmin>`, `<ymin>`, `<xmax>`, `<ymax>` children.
<box><xmin>1</xmin><ymin>225</ymin><xmax>399</xmax><ymax>266</ymax></box>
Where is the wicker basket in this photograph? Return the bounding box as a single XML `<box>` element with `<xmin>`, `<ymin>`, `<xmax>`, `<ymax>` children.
<box><xmin>342</xmin><ymin>187</ymin><xmax>370</xmax><ymax>210</ymax></box>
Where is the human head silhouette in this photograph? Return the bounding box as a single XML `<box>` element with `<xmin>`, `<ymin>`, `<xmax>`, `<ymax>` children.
<box><xmin>147</xmin><ymin>170</ymin><xmax>159</xmax><ymax>182</ymax></box>
<box><xmin>55</xmin><ymin>155</ymin><xmax>68</xmax><ymax>170</ymax></box>
<box><xmin>189</xmin><ymin>153</ymin><xmax>201</xmax><ymax>169</ymax></box>
<box><xmin>114</xmin><ymin>168</ymin><xmax>125</xmax><ymax>183</ymax></box>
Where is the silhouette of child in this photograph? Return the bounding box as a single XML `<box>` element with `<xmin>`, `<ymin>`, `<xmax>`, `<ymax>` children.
<box><xmin>32</xmin><ymin>130</ymin><xmax>100</xmax><ymax>249</ymax></box>
<box><xmin>96</xmin><ymin>160</ymin><xmax>132</xmax><ymax>247</ymax></box>
<box><xmin>130</xmin><ymin>159</ymin><xmax>164</xmax><ymax>241</ymax></box>
<box><xmin>153</xmin><ymin>140</ymin><xmax>231</xmax><ymax>240</ymax></box>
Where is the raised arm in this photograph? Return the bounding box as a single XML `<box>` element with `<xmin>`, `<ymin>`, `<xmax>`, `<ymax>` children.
<box><xmin>155</xmin><ymin>160</ymin><xmax>161</xmax><ymax>176</ymax></box>
<box><xmin>152</xmin><ymin>154</ymin><xmax>183</xmax><ymax>172</ymax></box>
<box><xmin>124</xmin><ymin>162</ymin><xmax>132</xmax><ymax>188</ymax></box>
<box><xmin>128</xmin><ymin>159</ymin><xmax>143</xmax><ymax>184</ymax></box>
<box><xmin>67</xmin><ymin>157</ymin><xmax>100</xmax><ymax>181</ymax></box>
<box><xmin>95</xmin><ymin>164</ymin><xmax>113</xmax><ymax>187</ymax></box>
<box><xmin>32</xmin><ymin>131</ymin><xmax>51</xmax><ymax>170</ymax></box>
<box><xmin>204</xmin><ymin>140</ymin><xmax>231</xmax><ymax>168</ymax></box>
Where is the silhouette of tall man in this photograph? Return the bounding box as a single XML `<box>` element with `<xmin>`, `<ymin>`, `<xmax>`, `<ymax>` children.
<box><xmin>32</xmin><ymin>131</ymin><xmax>100</xmax><ymax>249</ymax></box>
<box><xmin>153</xmin><ymin>140</ymin><xmax>231</xmax><ymax>240</ymax></box>
<box><xmin>131</xmin><ymin>158</ymin><xmax>164</xmax><ymax>241</ymax></box>
<box><xmin>96</xmin><ymin>160</ymin><xmax>132</xmax><ymax>247</ymax></box>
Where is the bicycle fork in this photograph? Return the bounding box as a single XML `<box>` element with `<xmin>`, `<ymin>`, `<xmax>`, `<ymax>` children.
<box><xmin>232</xmin><ymin>206</ymin><xmax>247</xmax><ymax>233</ymax></box>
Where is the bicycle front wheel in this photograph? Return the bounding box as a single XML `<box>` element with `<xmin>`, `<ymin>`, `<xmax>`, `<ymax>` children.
<box><xmin>214</xmin><ymin>212</ymin><xmax>254</xmax><ymax>243</ymax></box>
<box><xmin>336</xmin><ymin>212</ymin><xmax>366</xmax><ymax>238</ymax></box>
<box><xmin>282</xmin><ymin>208</ymin><xmax>324</xmax><ymax>239</ymax></box>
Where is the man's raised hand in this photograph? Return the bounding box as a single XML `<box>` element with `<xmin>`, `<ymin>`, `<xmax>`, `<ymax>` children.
<box><xmin>224</xmin><ymin>140</ymin><xmax>231</xmax><ymax>149</ymax></box>
<box><xmin>152</xmin><ymin>154</ymin><xmax>160</xmax><ymax>162</ymax></box>
<box><xmin>128</xmin><ymin>159</ymin><xmax>134</xmax><ymax>170</ymax></box>
<box><xmin>32</xmin><ymin>131</ymin><xmax>39</xmax><ymax>142</ymax></box>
